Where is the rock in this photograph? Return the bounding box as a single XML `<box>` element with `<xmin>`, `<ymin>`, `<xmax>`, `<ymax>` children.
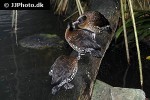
<box><xmin>111</xmin><ymin>87</ymin><xmax>145</xmax><ymax>100</ymax></box>
<box><xmin>19</xmin><ymin>34</ymin><xmax>64</xmax><ymax>49</ymax></box>
<box><xmin>92</xmin><ymin>80</ymin><xmax>112</xmax><ymax>100</ymax></box>
<box><xmin>92</xmin><ymin>80</ymin><xmax>145</xmax><ymax>100</ymax></box>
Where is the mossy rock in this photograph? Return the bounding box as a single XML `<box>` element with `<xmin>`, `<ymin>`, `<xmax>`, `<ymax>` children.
<box><xmin>92</xmin><ymin>80</ymin><xmax>145</xmax><ymax>100</ymax></box>
<box><xmin>19</xmin><ymin>34</ymin><xmax>64</xmax><ymax>50</ymax></box>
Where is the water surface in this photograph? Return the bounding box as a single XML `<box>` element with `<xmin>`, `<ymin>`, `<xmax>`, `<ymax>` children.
<box><xmin>0</xmin><ymin>10</ymin><xmax>67</xmax><ymax>100</ymax></box>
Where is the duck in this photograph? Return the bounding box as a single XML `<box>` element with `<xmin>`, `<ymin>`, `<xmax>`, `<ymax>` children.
<box><xmin>49</xmin><ymin>55</ymin><xmax>78</xmax><ymax>95</ymax></box>
<box><xmin>73</xmin><ymin>11</ymin><xmax>111</xmax><ymax>39</ymax></box>
<box><xmin>65</xmin><ymin>22</ymin><xmax>102</xmax><ymax>59</ymax></box>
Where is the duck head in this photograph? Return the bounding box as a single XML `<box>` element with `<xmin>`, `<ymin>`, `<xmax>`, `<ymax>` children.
<box><xmin>72</xmin><ymin>15</ymin><xmax>87</xmax><ymax>29</ymax></box>
<box><xmin>73</xmin><ymin>11</ymin><xmax>111</xmax><ymax>33</ymax></box>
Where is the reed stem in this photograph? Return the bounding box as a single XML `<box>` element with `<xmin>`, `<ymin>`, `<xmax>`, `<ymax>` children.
<box><xmin>120</xmin><ymin>0</ymin><xmax>130</xmax><ymax>87</ymax></box>
<box><xmin>127</xmin><ymin>0</ymin><xmax>143</xmax><ymax>88</ymax></box>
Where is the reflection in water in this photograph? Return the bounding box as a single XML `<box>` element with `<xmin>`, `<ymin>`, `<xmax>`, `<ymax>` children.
<box><xmin>12</xmin><ymin>10</ymin><xmax>18</xmax><ymax>45</ymax></box>
<box><xmin>12</xmin><ymin>44</ymin><xmax>20</xmax><ymax>100</ymax></box>
<box><xmin>0</xmin><ymin>10</ymin><xmax>67</xmax><ymax>100</ymax></box>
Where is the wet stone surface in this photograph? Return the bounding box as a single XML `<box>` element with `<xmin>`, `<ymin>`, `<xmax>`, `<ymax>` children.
<box><xmin>19</xmin><ymin>34</ymin><xmax>64</xmax><ymax>50</ymax></box>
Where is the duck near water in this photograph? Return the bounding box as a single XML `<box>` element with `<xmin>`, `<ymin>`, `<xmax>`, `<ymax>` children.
<box><xmin>65</xmin><ymin>22</ymin><xmax>102</xmax><ymax>59</ymax></box>
<box><xmin>49</xmin><ymin>11</ymin><xmax>109</xmax><ymax>94</ymax></box>
<box><xmin>73</xmin><ymin>11</ymin><xmax>111</xmax><ymax>39</ymax></box>
<box><xmin>49</xmin><ymin>55</ymin><xmax>78</xmax><ymax>95</ymax></box>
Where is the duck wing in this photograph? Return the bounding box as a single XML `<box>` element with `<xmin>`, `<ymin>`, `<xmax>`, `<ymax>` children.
<box><xmin>75</xmin><ymin>29</ymin><xmax>101</xmax><ymax>49</ymax></box>
<box><xmin>51</xmin><ymin>56</ymin><xmax>74</xmax><ymax>84</ymax></box>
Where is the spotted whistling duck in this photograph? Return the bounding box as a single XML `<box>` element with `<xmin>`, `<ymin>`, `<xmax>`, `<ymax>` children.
<box><xmin>65</xmin><ymin>22</ymin><xmax>102</xmax><ymax>59</ymax></box>
<box><xmin>73</xmin><ymin>11</ymin><xmax>111</xmax><ymax>39</ymax></box>
<box><xmin>49</xmin><ymin>55</ymin><xmax>78</xmax><ymax>95</ymax></box>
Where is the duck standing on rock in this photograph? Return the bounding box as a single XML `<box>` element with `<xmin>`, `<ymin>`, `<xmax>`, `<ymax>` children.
<box><xmin>65</xmin><ymin>22</ymin><xmax>102</xmax><ymax>59</ymax></box>
<box><xmin>49</xmin><ymin>55</ymin><xmax>78</xmax><ymax>95</ymax></box>
<box><xmin>73</xmin><ymin>11</ymin><xmax>111</xmax><ymax>39</ymax></box>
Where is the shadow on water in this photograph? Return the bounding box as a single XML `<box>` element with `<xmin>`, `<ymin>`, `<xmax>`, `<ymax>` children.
<box><xmin>0</xmin><ymin>10</ymin><xmax>70</xmax><ymax>100</ymax></box>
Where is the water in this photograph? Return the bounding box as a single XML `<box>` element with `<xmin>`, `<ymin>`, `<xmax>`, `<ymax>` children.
<box><xmin>0</xmin><ymin>10</ymin><xmax>67</xmax><ymax>100</ymax></box>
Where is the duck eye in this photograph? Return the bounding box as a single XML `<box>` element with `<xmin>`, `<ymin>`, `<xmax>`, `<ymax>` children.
<box><xmin>77</xmin><ymin>16</ymin><xmax>87</xmax><ymax>23</ymax></box>
<box><xmin>78</xmin><ymin>19</ymin><xmax>83</xmax><ymax>23</ymax></box>
<box><xmin>81</xmin><ymin>16</ymin><xmax>87</xmax><ymax>21</ymax></box>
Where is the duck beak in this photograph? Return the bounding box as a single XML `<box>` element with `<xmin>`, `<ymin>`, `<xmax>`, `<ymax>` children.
<box><xmin>72</xmin><ymin>21</ymin><xmax>80</xmax><ymax>29</ymax></box>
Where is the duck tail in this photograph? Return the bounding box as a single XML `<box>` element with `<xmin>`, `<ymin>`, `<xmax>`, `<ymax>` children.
<box><xmin>52</xmin><ymin>85</ymin><xmax>60</xmax><ymax>95</ymax></box>
<box><xmin>91</xmin><ymin>50</ymin><xmax>102</xmax><ymax>58</ymax></box>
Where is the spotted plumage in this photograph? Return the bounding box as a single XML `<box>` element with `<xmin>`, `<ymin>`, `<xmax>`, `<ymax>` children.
<box><xmin>49</xmin><ymin>55</ymin><xmax>78</xmax><ymax>95</ymax></box>
<box><xmin>65</xmin><ymin>22</ymin><xmax>102</xmax><ymax>59</ymax></box>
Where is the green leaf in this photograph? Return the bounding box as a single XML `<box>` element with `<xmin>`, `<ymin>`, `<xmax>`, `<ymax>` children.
<box><xmin>115</xmin><ymin>11</ymin><xmax>150</xmax><ymax>42</ymax></box>
<box><xmin>146</xmin><ymin>56</ymin><xmax>150</xmax><ymax>60</ymax></box>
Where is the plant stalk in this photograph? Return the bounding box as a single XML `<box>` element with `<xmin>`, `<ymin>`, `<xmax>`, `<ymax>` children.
<box><xmin>121</xmin><ymin>0</ymin><xmax>130</xmax><ymax>64</ymax></box>
<box><xmin>120</xmin><ymin>0</ymin><xmax>130</xmax><ymax>87</ymax></box>
<box><xmin>127</xmin><ymin>0</ymin><xmax>143</xmax><ymax>88</ymax></box>
<box><xmin>75</xmin><ymin>0</ymin><xmax>84</xmax><ymax>15</ymax></box>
